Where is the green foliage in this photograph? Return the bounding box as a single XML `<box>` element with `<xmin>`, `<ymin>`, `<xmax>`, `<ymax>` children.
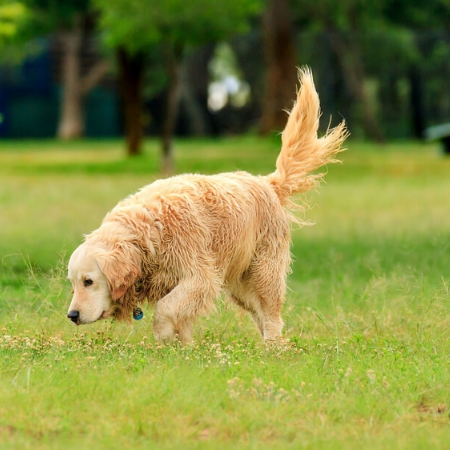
<box><xmin>0</xmin><ymin>1</ymin><xmax>26</xmax><ymax>38</ymax></box>
<box><xmin>296</xmin><ymin>0</ymin><xmax>386</xmax><ymax>30</ymax></box>
<box><xmin>94</xmin><ymin>0</ymin><xmax>263</xmax><ymax>53</ymax></box>
<box><xmin>385</xmin><ymin>0</ymin><xmax>450</xmax><ymax>30</ymax></box>
<box><xmin>293</xmin><ymin>0</ymin><xmax>450</xmax><ymax>65</ymax></box>
<box><xmin>0</xmin><ymin>1</ymin><xmax>37</xmax><ymax>64</ymax></box>
<box><xmin>24</xmin><ymin>0</ymin><xmax>91</xmax><ymax>32</ymax></box>
<box><xmin>294</xmin><ymin>0</ymin><xmax>450</xmax><ymax>31</ymax></box>
<box><xmin>0</xmin><ymin>0</ymin><xmax>94</xmax><ymax>64</ymax></box>
<box><xmin>0</xmin><ymin>1</ymin><xmax>27</xmax><ymax>45</ymax></box>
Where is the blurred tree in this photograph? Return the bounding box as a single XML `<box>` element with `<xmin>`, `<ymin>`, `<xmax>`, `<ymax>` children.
<box><xmin>0</xmin><ymin>0</ymin><xmax>34</xmax><ymax>64</ymax></box>
<box><xmin>384</xmin><ymin>0</ymin><xmax>450</xmax><ymax>31</ymax></box>
<box><xmin>294</xmin><ymin>0</ymin><xmax>450</xmax><ymax>141</ymax></box>
<box><xmin>25</xmin><ymin>0</ymin><xmax>110</xmax><ymax>140</ymax></box>
<box><xmin>259</xmin><ymin>0</ymin><xmax>297</xmax><ymax>135</ymax></box>
<box><xmin>178</xmin><ymin>44</ymin><xmax>216</xmax><ymax>137</ymax></box>
<box><xmin>383</xmin><ymin>0</ymin><xmax>450</xmax><ymax>137</ymax></box>
<box><xmin>360</xmin><ymin>29</ymin><xmax>417</xmax><ymax>138</ymax></box>
<box><xmin>0</xmin><ymin>1</ymin><xmax>27</xmax><ymax>126</ymax></box>
<box><xmin>95</xmin><ymin>0</ymin><xmax>262</xmax><ymax>171</ymax></box>
<box><xmin>300</xmin><ymin>0</ymin><xmax>386</xmax><ymax>142</ymax></box>
<box><xmin>0</xmin><ymin>1</ymin><xmax>27</xmax><ymax>44</ymax></box>
<box><xmin>116</xmin><ymin>47</ymin><xmax>146</xmax><ymax>157</ymax></box>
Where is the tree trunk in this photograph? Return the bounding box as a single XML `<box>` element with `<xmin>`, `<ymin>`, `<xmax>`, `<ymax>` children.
<box><xmin>57</xmin><ymin>16</ymin><xmax>110</xmax><ymax>141</ymax></box>
<box><xmin>329</xmin><ymin>29</ymin><xmax>385</xmax><ymax>142</ymax></box>
<box><xmin>57</xmin><ymin>26</ymin><xmax>84</xmax><ymax>140</ymax></box>
<box><xmin>117</xmin><ymin>47</ymin><xmax>145</xmax><ymax>156</ymax></box>
<box><xmin>161</xmin><ymin>44</ymin><xmax>183</xmax><ymax>175</ymax></box>
<box><xmin>260</xmin><ymin>0</ymin><xmax>297</xmax><ymax>135</ymax></box>
<box><xmin>178</xmin><ymin>45</ymin><xmax>215</xmax><ymax>137</ymax></box>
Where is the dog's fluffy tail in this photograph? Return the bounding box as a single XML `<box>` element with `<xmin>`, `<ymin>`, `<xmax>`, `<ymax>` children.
<box><xmin>267</xmin><ymin>68</ymin><xmax>348</xmax><ymax>207</ymax></box>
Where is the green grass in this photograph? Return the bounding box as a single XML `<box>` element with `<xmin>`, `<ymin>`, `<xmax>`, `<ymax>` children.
<box><xmin>1</xmin><ymin>137</ymin><xmax>450</xmax><ymax>449</ymax></box>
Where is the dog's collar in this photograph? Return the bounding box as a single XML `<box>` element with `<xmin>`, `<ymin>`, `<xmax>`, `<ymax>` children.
<box><xmin>133</xmin><ymin>307</ymin><xmax>144</xmax><ymax>320</ymax></box>
<box><xmin>133</xmin><ymin>278</ymin><xmax>144</xmax><ymax>320</ymax></box>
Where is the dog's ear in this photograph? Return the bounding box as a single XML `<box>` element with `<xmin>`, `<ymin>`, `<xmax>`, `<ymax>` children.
<box><xmin>96</xmin><ymin>243</ymin><xmax>141</xmax><ymax>301</ymax></box>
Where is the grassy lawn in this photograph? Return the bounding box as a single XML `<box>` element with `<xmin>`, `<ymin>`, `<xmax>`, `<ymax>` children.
<box><xmin>1</xmin><ymin>137</ymin><xmax>450</xmax><ymax>449</ymax></box>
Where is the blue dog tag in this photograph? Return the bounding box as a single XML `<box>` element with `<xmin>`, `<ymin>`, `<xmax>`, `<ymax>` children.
<box><xmin>133</xmin><ymin>307</ymin><xmax>144</xmax><ymax>320</ymax></box>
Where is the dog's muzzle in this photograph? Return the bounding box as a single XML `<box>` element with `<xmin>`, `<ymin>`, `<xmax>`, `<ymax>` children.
<box><xmin>67</xmin><ymin>310</ymin><xmax>80</xmax><ymax>324</ymax></box>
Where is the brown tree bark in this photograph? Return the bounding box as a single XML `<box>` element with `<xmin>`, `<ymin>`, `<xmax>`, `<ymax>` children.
<box><xmin>178</xmin><ymin>45</ymin><xmax>215</xmax><ymax>137</ymax></box>
<box><xmin>117</xmin><ymin>47</ymin><xmax>145</xmax><ymax>156</ymax></box>
<box><xmin>259</xmin><ymin>0</ymin><xmax>297</xmax><ymax>135</ymax></box>
<box><xmin>57</xmin><ymin>25</ymin><xmax>84</xmax><ymax>140</ymax></box>
<box><xmin>57</xmin><ymin>17</ymin><xmax>110</xmax><ymax>140</ymax></box>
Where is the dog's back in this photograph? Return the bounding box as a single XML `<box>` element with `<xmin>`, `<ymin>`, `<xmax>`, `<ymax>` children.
<box><xmin>114</xmin><ymin>171</ymin><xmax>289</xmax><ymax>281</ymax></box>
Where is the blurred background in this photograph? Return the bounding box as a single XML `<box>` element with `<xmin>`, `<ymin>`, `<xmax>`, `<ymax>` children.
<box><xmin>1</xmin><ymin>0</ymin><xmax>450</xmax><ymax>172</ymax></box>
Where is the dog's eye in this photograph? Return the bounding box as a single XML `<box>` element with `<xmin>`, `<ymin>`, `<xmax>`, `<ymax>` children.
<box><xmin>84</xmin><ymin>279</ymin><xmax>93</xmax><ymax>287</ymax></box>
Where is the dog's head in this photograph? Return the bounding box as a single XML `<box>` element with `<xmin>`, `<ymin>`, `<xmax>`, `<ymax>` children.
<box><xmin>67</xmin><ymin>223</ymin><xmax>141</xmax><ymax>325</ymax></box>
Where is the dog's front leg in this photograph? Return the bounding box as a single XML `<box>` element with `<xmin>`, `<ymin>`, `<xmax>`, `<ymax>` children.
<box><xmin>153</xmin><ymin>277</ymin><xmax>218</xmax><ymax>344</ymax></box>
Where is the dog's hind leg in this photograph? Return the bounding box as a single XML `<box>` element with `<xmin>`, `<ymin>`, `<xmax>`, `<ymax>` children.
<box><xmin>228</xmin><ymin>282</ymin><xmax>284</xmax><ymax>341</ymax></box>
<box><xmin>153</xmin><ymin>276</ymin><xmax>220</xmax><ymax>344</ymax></box>
<box><xmin>228</xmin><ymin>291</ymin><xmax>265</xmax><ymax>337</ymax></box>
<box><xmin>252</xmin><ymin>277</ymin><xmax>285</xmax><ymax>341</ymax></box>
<box><xmin>227</xmin><ymin>275</ymin><xmax>284</xmax><ymax>340</ymax></box>
<box><xmin>246</xmin><ymin>246</ymin><xmax>291</xmax><ymax>342</ymax></box>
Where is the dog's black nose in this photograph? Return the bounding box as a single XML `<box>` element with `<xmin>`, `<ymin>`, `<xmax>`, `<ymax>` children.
<box><xmin>67</xmin><ymin>310</ymin><xmax>80</xmax><ymax>323</ymax></box>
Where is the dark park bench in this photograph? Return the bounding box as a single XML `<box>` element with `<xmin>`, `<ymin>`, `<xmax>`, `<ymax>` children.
<box><xmin>424</xmin><ymin>123</ymin><xmax>450</xmax><ymax>155</ymax></box>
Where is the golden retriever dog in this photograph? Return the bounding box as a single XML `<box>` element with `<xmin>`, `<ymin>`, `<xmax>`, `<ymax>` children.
<box><xmin>67</xmin><ymin>68</ymin><xmax>347</xmax><ymax>343</ymax></box>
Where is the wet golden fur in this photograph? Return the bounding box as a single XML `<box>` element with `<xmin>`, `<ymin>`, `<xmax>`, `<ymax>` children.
<box><xmin>67</xmin><ymin>68</ymin><xmax>348</xmax><ymax>342</ymax></box>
